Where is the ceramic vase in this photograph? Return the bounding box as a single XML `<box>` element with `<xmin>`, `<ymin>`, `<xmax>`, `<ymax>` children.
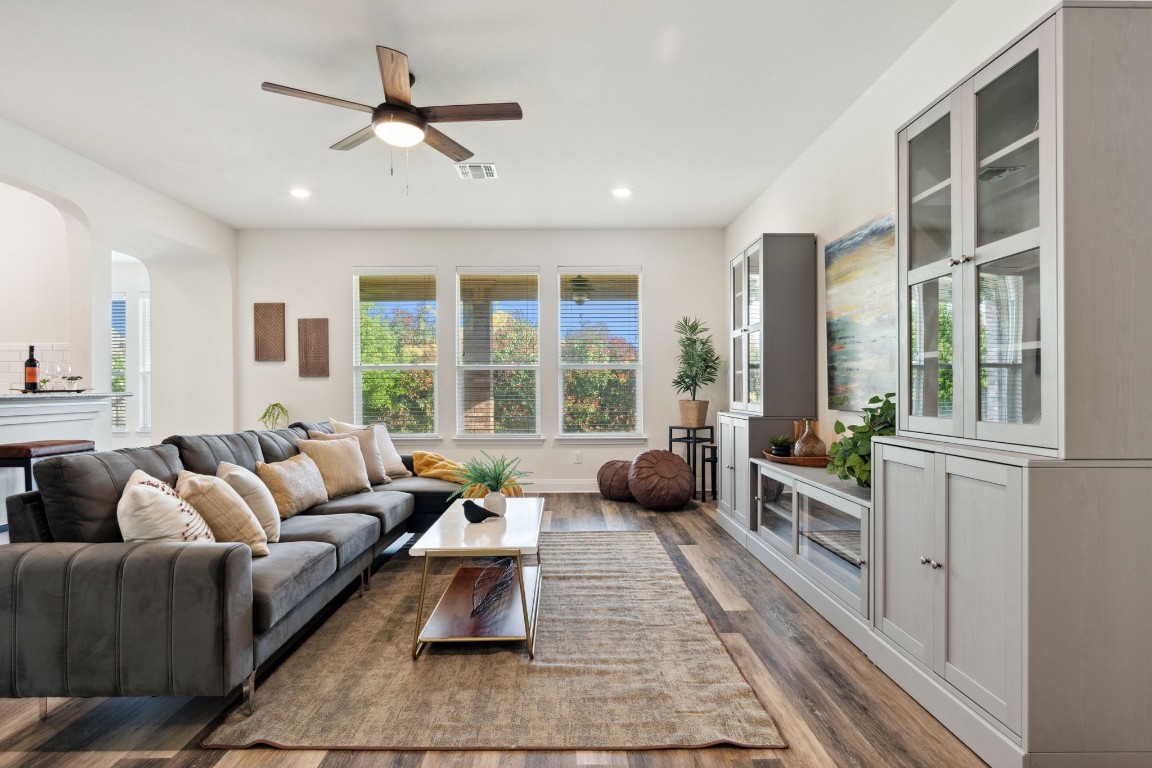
<box><xmin>483</xmin><ymin>490</ymin><xmax>507</xmax><ymax>516</ymax></box>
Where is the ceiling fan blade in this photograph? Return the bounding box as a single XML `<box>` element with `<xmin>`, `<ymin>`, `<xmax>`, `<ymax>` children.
<box><xmin>261</xmin><ymin>82</ymin><xmax>374</xmax><ymax>113</ymax></box>
<box><xmin>330</xmin><ymin>125</ymin><xmax>376</xmax><ymax>151</ymax></box>
<box><xmin>376</xmin><ymin>46</ymin><xmax>412</xmax><ymax>105</ymax></box>
<box><xmin>423</xmin><ymin>126</ymin><xmax>474</xmax><ymax>162</ymax></box>
<box><xmin>420</xmin><ymin>103</ymin><xmax>523</xmax><ymax>123</ymax></box>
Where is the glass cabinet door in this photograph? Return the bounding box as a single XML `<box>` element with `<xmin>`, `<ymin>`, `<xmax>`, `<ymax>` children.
<box><xmin>795</xmin><ymin>483</ymin><xmax>867</xmax><ymax>616</ymax></box>
<box><xmin>731</xmin><ymin>334</ymin><xmax>746</xmax><ymax>406</ymax></box>
<box><xmin>908</xmin><ymin>112</ymin><xmax>953</xmax><ymax>271</ymax></box>
<box><xmin>730</xmin><ymin>253</ymin><xmax>746</xmax><ymax>333</ymax></box>
<box><xmin>754</xmin><ymin>465</ymin><xmax>795</xmax><ymax>555</ymax></box>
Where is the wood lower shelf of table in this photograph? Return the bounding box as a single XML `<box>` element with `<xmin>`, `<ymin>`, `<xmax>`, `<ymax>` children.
<box><xmin>413</xmin><ymin>558</ymin><xmax>541</xmax><ymax>658</ymax></box>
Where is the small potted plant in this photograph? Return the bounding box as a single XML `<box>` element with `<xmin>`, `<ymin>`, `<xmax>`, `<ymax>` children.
<box><xmin>672</xmin><ymin>317</ymin><xmax>721</xmax><ymax>428</ymax></box>
<box><xmin>768</xmin><ymin>434</ymin><xmax>795</xmax><ymax>457</ymax></box>
<box><xmin>63</xmin><ymin>375</ymin><xmax>84</xmax><ymax>391</ymax></box>
<box><xmin>827</xmin><ymin>392</ymin><xmax>896</xmax><ymax>487</ymax></box>
<box><xmin>258</xmin><ymin>402</ymin><xmax>289</xmax><ymax>430</ymax></box>
<box><xmin>448</xmin><ymin>451</ymin><xmax>531</xmax><ymax>516</ymax></box>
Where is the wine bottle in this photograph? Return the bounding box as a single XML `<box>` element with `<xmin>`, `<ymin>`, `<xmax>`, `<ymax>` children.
<box><xmin>24</xmin><ymin>345</ymin><xmax>39</xmax><ymax>392</ymax></box>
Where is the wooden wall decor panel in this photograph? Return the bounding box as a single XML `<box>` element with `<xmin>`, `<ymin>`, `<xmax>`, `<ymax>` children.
<box><xmin>298</xmin><ymin>318</ymin><xmax>329</xmax><ymax>377</ymax></box>
<box><xmin>254</xmin><ymin>303</ymin><xmax>286</xmax><ymax>362</ymax></box>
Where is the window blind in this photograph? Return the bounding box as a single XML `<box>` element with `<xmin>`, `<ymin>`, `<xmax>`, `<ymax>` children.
<box><xmin>110</xmin><ymin>295</ymin><xmax>127</xmax><ymax>431</ymax></box>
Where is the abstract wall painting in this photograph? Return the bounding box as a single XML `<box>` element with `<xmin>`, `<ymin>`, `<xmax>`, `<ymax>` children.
<box><xmin>825</xmin><ymin>211</ymin><xmax>898</xmax><ymax>411</ymax></box>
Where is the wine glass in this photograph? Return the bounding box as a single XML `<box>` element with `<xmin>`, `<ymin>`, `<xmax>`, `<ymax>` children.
<box><xmin>45</xmin><ymin>361</ymin><xmax>63</xmax><ymax>390</ymax></box>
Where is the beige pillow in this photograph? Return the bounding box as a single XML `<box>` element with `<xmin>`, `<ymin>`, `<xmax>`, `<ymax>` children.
<box><xmin>308</xmin><ymin>428</ymin><xmax>389</xmax><ymax>485</ymax></box>
<box><xmin>256</xmin><ymin>453</ymin><xmax>328</xmax><ymax>519</ymax></box>
<box><xmin>298</xmin><ymin>438</ymin><xmax>371</xmax><ymax>499</ymax></box>
<box><xmin>330</xmin><ymin>418</ymin><xmax>412</xmax><ymax>477</ymax></box>
<box><xmin>176</xmin><ymin>470</ymin><xmax>269</xmax><ymax>557</ymax></box>
<box><xmin>117</xmin><ymin>469</ymin><xmax>216</xmax><ymax>544</ymax></box>
<box><xmin>216</xmin><ymin>461</ymin><xmax>280</xmax><ymax>542</ymax></box>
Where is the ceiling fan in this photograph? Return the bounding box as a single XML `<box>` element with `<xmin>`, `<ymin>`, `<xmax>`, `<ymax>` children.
<box><xmin>262</xmin><ymin>46</ymin><xmax>522</xmax><ymax>162</ymax></box>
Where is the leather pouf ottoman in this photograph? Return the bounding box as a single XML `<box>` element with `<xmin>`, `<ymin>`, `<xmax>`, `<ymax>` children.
<box><xmin>597</xmin><ymin>459</ymin><xmax>635</xmax><ymax>502</ymax></box>
<box><xmin>628</xmin><ymin>449</ymin><xmax>694</xmax><ymax>511</ymax></box>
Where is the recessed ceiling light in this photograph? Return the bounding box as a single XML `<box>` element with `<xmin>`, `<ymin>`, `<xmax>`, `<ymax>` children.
<box><xmin>611</xmin><ymin>187</ymin><xmax>632</xmax><ymax>199</ymax></box>
<box><xmin>290</xmin><ymin>188</ymin><xmax>312</xmax><ymax>199</ymax></box>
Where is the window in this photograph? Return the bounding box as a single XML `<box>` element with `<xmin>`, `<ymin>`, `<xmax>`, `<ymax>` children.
<box><xmin>138</xmin><ymin>293</ymin><xmax>152</xmax><ymax>433</ymax></box>
<box><xmin>559</xmin><ymin>272</ymin><xmax>641</xmax><ymax>434</ymax></box>
<box><xmin>457</xmin><ymin>272</ymin><xmax>539</xmax><ymax>435</ymax></box>
<box><xmin>110</xmin><ymin>294</ymin><xmax>127</xmax><ymax>431</ymax></box>
<box><xmin>354</xmin><ymin>273</ymin><xmax>437</xmax><ymax>434</ymax></box>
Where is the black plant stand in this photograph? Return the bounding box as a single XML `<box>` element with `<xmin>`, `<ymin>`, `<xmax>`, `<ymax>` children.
<box><xmin>668</xmin><ymin>425</ymin><xmax>714</xmax><ymax>502</ymax></box>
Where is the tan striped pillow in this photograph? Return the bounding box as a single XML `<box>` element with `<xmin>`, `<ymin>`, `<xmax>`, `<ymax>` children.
<box><xmin>256</xmin><ymin>453</ymin><xmax>328</xmax><ymax>519</ymax></box>
<box><xmin>176</xmin><ymin>470</ymin><xmax>269</xmax><ymax>556</ymax></box>
<box><xmin>307</xmin><ymin>428</ymin><xmax>389</xmax><ymax>485</ymax></box>
<box><xmin>298</xmin><ymin>438</ymin><xmax>371</xmax><ymax>499</ymax></box>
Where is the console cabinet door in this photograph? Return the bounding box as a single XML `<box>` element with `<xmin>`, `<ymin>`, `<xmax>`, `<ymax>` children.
<box><xmin>939</xmin><ymin>455</ymin><xmax>1023</xmax><ymax>735</ymax></box>
<box><xmin>732</xmin><ymin>418</ymin><xmax>750</xmax><ymax>526</ymax></box>
<box><xmin>718</xmin><ymin>415</ymin><xmax>735</xmax><ymax>519</ymax></box>
<box><xmin>875</xmin><ymin>444</ymin><xmax>936</xmax><ymax>666</ymax></box>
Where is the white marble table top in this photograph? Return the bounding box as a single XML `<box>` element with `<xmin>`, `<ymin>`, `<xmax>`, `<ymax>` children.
<box><xmin>410</xmin><ymin>497</ymin><xmax>544</xmax><ymax>556</ymax></box>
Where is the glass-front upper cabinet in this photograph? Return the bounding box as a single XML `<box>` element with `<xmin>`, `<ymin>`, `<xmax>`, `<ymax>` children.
<box><xmin>898</xmin><ymin>20</ymin><xmax>1056</xmax><ymax>449</ymax></box>
<box><xmin>729</xmin><ymin>240</ymin><xmax>762</xmax><ymax>413</ymax></box>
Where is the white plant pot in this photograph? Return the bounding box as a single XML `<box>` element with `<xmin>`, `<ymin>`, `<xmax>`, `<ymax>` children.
<box><xmin>483</xmin><ymin>490</ymin><xmax>507</xmax><ymax>516</ymax></box>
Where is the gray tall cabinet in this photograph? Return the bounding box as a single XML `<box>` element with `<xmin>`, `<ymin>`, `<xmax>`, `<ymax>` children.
<box><xmin>874</xmin><ymin>4</ymin><xmax>1152</xmax><ymax>767</ymax></box>
<box><xmin>716</xmin><ymin>234</ymin><xmax>816</xmax><ymax>543</ymax></box>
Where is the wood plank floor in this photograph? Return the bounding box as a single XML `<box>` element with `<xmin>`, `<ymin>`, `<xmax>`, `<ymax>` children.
<box><xmin>0</xmin><ymin>493</ymin><xmax>986</xmax><ymax>767</ymax></box>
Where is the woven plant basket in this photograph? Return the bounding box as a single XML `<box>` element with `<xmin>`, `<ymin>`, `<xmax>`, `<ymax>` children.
<box><xmin>678</xmin><ymin>400</ymin><xmax>709</xmax><ymax>427</ymax></box>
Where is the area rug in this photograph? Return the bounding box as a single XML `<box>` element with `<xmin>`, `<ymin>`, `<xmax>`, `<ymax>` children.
<box><xmin>203</xmin><ymin>531</ymin><xmax>785</xmax><ymax>750</ymax></box>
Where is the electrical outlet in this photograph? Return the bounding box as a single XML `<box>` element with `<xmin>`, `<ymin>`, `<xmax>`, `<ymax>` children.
<box><xmin>574</xmin><ymin>450</ymin><xmax>583</xmax><ymax>464</ymax></box>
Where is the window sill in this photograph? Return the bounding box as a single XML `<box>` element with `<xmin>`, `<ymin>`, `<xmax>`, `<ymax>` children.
<box><xmin>453</xmin><ymin>435</ymin><xmax>547</xmax><ymax>446</ymax></box>
<box><xmin>553</xmin><ymin>435</ymin><xmax>648</xmax><ymax>446</ymax></box>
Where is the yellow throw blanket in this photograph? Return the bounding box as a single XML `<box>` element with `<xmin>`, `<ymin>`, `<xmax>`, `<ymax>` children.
<box><xmin>412</xmin><ymin>451</ymin><xmax>525</xmax><ymax>497</ymax></box>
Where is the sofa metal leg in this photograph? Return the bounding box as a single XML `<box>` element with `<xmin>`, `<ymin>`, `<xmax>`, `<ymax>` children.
<box><xmin>241</xmin><ymin>671</ymin><xmax>255</xmax><ymax>716</ymax></box>
<box><xmin>38</xmin><ymin>697</ymin><xmax>48</xmax><ymax>721</ymax></box>
<box><xmin>363</xmin><ymin>566</ymin><xmax>372</xmax><ymax>591</ymax></box>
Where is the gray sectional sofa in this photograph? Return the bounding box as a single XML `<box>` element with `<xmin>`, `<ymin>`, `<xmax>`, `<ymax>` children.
<box><xmin>0</xmin><ymin>421</ymin><xmax>459</xmax><ymax>711</ymax></box>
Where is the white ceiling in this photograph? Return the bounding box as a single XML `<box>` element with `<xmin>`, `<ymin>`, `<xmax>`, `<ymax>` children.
<box><xmin>0</xmin><ymin>0</ymin><xmax>955</xmax><ymax>231</ymax></box>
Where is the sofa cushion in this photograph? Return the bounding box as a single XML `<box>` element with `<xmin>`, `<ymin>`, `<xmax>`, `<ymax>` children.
<box><xmin>117</xmin><ymin>470</ymin><xmax>216</xmax><ymax>544</ymax></box>
<box><xmin>298</xmin><ymin>438</ymin><xmax>371</xmax><ymax>499</ymax></box>
<box><xmin>254</xmin><ymin>427</ymin><xmax>309</xmax><ymax>463</ymax></box>
<box><xmin>251</xmin><ymin>540</ymin><xmax>337</xmax><ymax>632</ymax></box>
<box><xmin>331</xmin><ymin>419</ymin><xmax>412</xmax><ymax>478</ymax></box>
<box><xmin>176</xmin><ymin>470</ymin><xmax>269</xmax><ymax>556</ymax></box>
<box><xmin>278</xmin><ymin>513</ymin><xmax>379</xmax><ymax>569</ymax></box>
<box><xmin>307</xmin><ymin>428</ymin><xmax>388</xmax><ymax>485</ymax></box>
<box><xmin>307</xmin><ymin>490</ymin><xmax>413</xmax><ymax>537</ymax></box>
<box><xmin>34</xmin><ymin>445</ymin><xmax>183</xmax><ymax>543</ymax></box>
<box><xmin>162</xmin><ymin>431</ymin><xmax>263</xmax><ymax>475</ymax></box>
<box><xmin>385</xmin><ymin>475</ymin><xmax>459</xmax><ymax>521</ymax></box>
<box><xmin>256</xmin><ymin>453</ymin><xmax>328</xmax><ymax>519</ymax></box>
<box><xmin>216</xmin><ymin>461</ymin><xmax>280</xmax><ymax>542</ymax></box>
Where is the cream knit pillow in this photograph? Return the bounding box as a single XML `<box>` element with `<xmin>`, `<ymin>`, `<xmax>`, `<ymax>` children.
<box><xmin>216</xmin><ymin>461</ymin><xmax>280</xmax><ymax>542</ymax></box>
<box><xmin>330</xmin><ymin>418</ymin><xmax>412</xmax><ymax>478</ymax></box>
<box><xmin>298</xmin><ymin>438</ymin><xmax>371</xmax><ymax>499</ymax></box>
<box><xmin>256</xmin><ymin>453</ymin><xmax>328</xmax><ymax>519</ymax></box>
<box><xmin>117</xmin><ymin>469</ymin><xmax>216</xmax><ymax>544</ymax></box>
<box><xmin>307</xmin><ymin>428</ymin><xmax>389</xmax><ymax>485</ymax></box>
<box><xmin>176</xmin><ymin>470</ymin><xmax>269</xmax><ymax>556</ymax></box>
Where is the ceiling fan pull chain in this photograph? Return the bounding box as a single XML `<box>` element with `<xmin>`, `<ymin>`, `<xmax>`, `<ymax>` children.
<box><xmin>389</xmin><ymin>146</ymin><xmax>394</xmax><ymax>177</ymax></box>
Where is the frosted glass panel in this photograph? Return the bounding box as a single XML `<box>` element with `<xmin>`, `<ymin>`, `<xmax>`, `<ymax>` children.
<box><xmin>908</xmin><ymin>114</ymin><xmax>952</xmax><ymax>270</ymax></box>
<box><xmin>977</xmin><ymin>53</ymin><xmax>1039</xmax><ymax>246</ymax></box>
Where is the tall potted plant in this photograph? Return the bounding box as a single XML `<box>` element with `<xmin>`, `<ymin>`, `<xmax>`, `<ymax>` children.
<box><xmin>672</xmin><ymin>317</ymin><xmax>721</xmax><ymax>428</ymax></box>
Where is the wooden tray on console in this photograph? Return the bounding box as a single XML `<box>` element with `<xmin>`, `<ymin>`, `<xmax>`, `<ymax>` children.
<box><xmin>761</xmin><ymin>452</ymin><xmax>831</xmax><ymax>468</ymax></box>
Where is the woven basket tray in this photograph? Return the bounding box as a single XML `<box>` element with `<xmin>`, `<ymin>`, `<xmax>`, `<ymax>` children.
<box><xmin>761</xmin><ymin>452</ymin><xmax>831</xmax><ymax>468</ymax></box>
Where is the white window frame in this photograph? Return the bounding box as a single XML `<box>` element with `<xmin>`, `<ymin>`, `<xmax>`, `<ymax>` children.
<box><xmin>557</xmin><ymin>267</ymin><xmax>643</xmax><ymax>438</ymax></box>
<box><xmin>352</xmin><ymin>268</ymin><xmax>439</xmax><ymax>437</ymax></box>
<box><xmin>455</xmin><ymin>267</ymin><xmax>541</xmax><ymax>439</ymax></box>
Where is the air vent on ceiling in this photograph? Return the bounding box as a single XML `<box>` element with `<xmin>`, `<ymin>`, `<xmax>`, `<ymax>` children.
<box><xmin>455</xmin><ymin>163</ymin><xmax>499</xmax><ymax>180</ymax></box>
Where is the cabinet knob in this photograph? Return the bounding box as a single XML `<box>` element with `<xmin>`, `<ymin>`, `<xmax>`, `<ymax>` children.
<box><xmin>947</xmin><ymin>258</ymin><xmax>961</xmax><ymax>267</ymax></box>
<box><xmin>920</xmin><ymin>556</ymin><xmax>929</xmax><ymax>565</ymax></box>
<box><xmin>961</xmin><ymin>255</ymin><xmax>973</xmax><ymax>263</ymax></box>
<box><xmin>930</xmin><ymin>560</ymin><xmax>943</xmax><ymax>569</ymax></box>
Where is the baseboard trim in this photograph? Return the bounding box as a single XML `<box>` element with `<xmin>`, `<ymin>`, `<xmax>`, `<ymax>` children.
<box><xmin>527</xmin><ymin>480</ymin><xmax>599</xmax><ymax>493</ymax></box>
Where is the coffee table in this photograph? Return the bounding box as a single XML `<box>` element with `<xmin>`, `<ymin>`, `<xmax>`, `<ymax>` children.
<box><xmin>409</xmin><ymin>496</ymin><xmax>545</xmax><ymax>659</ymax></box>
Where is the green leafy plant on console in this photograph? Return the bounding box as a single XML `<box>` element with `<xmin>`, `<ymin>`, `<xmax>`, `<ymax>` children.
<box><xmin>258</xmin><ymin>402</ymin><xmax>289</xmax><ymax>430</ymax></box>
<box><xmin>827</xmin><ymin>392</ymin><xmax>896</xmax><ymax>488</ymax></box>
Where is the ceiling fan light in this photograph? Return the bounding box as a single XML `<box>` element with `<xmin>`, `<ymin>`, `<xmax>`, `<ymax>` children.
<box><xmin>372</xmin><ymin>106</ymin><xmax>427</xmax><ymax>147</ymax></box>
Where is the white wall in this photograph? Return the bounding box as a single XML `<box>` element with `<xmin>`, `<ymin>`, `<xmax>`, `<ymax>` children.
<box><xmin>237</xmin><ymin>229</ymin><xmax>724</xmax><ymax>490</ymax></box>
<box><xmin>0</xmin><ymin>115</ymin><xmax>238</xmax><ymax>444</ymax></box>
<box><xmin>726</xmin><ymin>0</ymin><xmax>1061</xmax><ymax>436</ymax></box>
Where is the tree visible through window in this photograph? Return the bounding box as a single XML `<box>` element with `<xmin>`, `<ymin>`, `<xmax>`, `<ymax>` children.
<box><xmin>355</xmin><ymin>274</ymin><xmax>437</xmax><ymax>434</ymax></box>
<box><xmin>560</xmin><ymin>273</ymin><xmax>641</xmax><ymax>434</ymax></box>
<box><xmin>458</xmin><ymin>273</ymin><xmax>539</xmax><ymax>435</ymax></box>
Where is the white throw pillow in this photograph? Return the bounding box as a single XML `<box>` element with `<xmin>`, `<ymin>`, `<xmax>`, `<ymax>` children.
<box><xmin>330</xmin><ymin>418</ymin><xmax>412</xmax><ymax>477</ymax></box>
<box><xmin>217</xmin><ymin>461</ymin><xmax>281</xmax><ymax>542</ymax></box>
<box><xmin>298</xmin><ymin>438</ymin><xmax>371</xmax><ymax>499</ymax></box>
<box><xmin>176</xmin><ymin>470</ymin><xmax>269</xmax><ymax>556</ymax></box>
<box><xmin>117</xmin><ymin>469</ymin><xmax>216</xmax><ymax>544</ymax></box>
<box><xmin>308</xmin><ymin>428</ymin><xmax>389</xmax><ymax>485</ymax></box>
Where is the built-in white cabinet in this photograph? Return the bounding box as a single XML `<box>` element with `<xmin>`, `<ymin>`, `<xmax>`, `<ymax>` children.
<box><xmin>716</xmin><ymin>413</ymin><xmax>790</xmax><ymax>543</ymax></box>
<box><xmin>874</xmin><ymin>443</ymin><xmax>1022</xmax><ymax>736</ymax></box>
<box><xmin>728</xmin><ymin>234</ymin><xmax>817</xmax><ymax>417</ymax></box>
